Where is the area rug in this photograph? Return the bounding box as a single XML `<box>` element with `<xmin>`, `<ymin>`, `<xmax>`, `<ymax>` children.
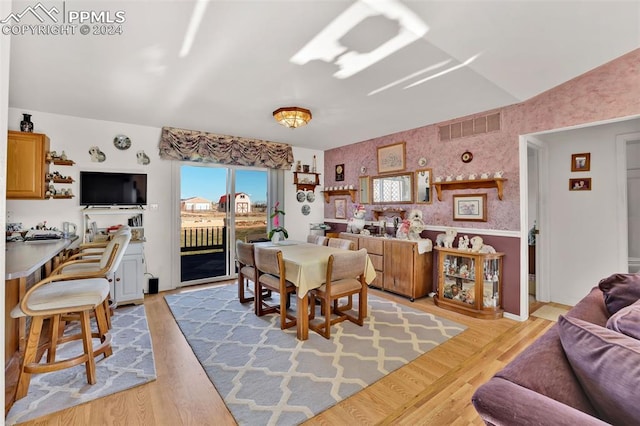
<box><xmin>531</xmin><ymin>304</ymin><xmax>571</xmax><ymax>321</ymax></box>
<box><xmin>6</xmin><ymin>304</ymin><xmax>157</xmax><ymax>425</ymax></box>
<box><xmin>165</xmin><ymin>284</ymin><xmax>466</xmax><ymax>426</ymax></box>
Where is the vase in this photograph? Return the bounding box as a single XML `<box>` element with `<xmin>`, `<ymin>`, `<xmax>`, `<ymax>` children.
<box><xmin>20</xmin><ymin>113</ymin><xmax>34</xmax><ymax>132</ymax></box>
<box><xmin>271</xmin><ymin>232</ymin><xmax>281</xmax><ymax>244</ymax></box>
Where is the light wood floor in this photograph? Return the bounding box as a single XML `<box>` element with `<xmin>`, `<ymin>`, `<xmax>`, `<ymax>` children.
<box><xmin>15</xmin><ymin>281</ymin><xmax>556</xmax><ymax>426</ymax></box>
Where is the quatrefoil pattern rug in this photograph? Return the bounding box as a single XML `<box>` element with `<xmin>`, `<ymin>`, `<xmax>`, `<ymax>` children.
<box><xmin>6</xmin><ymin>305</ymin><xmax>157</xmax><ymax>425</ymax></box>
<box><xmin>165</xmin><ymin>284</ymin><xmax>466</xmax><ymax>426</ymax></box>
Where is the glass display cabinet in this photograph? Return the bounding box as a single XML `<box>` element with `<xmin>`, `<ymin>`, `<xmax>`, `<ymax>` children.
<box><xmin>434</xmin><ymin>247</ymin><xmax>504</xmax><ymax>319</ymax></box>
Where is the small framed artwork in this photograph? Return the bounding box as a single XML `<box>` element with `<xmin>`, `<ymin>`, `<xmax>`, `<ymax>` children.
<box><xmin>415</xmin><ymin>168</ymin><xmax>432</xmax><ymax>204</ymax></box>
<box><xmin>569</xmin><ymin>178</ymin><xmax>592</xmax><ymax>191</ymax></box>
<box><xmin>453</xmin><ymin>193</ymin><xmax>487</xmax><ymax>222</ymax></box>
<box><xmin>571</xmin><ymin>153</ymin><xmax>590</xmax><ymax>172</ymax></box>
<box><xmin>377</xmin><ymin>142</ymin><xmax>406</xmax><ymax>174</ymax></box>
<box><xmin>334</xmin><ymin>198</ymin><xmax>347</xmax><ymax>219</ymax></box>
<box><xmin>335</xmin><ymin>164</ymin><xmax>345</xmax><ymax>181</ymax></box>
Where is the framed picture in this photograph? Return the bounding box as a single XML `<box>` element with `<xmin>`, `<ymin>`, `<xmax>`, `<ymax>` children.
<box><xmin>453</xmin><ymin>193</ymin><xmax>487</xmax><ymax>222</ymax></box>
<box><xmin>377</xmin><ymin>142</ymin><xmax>406</xmax><ymax>174</ymax></box>
<box><xmin>415</xmin><ymin>168</ymin><xmax>432</xmax><ymax>204</ymax></box>
<box><xmin>569</xmin><ymin>178</ymin><xmax>592</xmax><ymax>191</ymax></box>
<box><xmin>335</xmin><ymin>164</ymin><xmax>345</xmax><ymax>181</ymax></box>
<box><xmin>334</xmin><ymin>198</ymin><xmax>347</xmax><ymax>219</ymax></box>
<box><xmin>571</xmin><ymin>153</ymin><xmax>590</xmax><ymax>172</ymax></box>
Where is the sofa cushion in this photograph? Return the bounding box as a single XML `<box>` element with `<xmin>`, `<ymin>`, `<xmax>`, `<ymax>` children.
<box><xmin>606</xmin><ymin>299</ymin><xmax>640</xmax><ymax>340</ymax></box>
<box><xmin>598</xmin><ymin>272</ymin><xmax>640</xmax><ymax>315</ymax></box>
<box><xmin>558</xmin><ymin>315</ymin><xmax>640</xmax><ymax>425</ymax></box>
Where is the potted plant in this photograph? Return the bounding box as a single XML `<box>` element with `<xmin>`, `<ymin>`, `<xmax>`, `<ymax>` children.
<box><xmin>268</xmin><ymin>201</ymin><xmax>288</xmax><ymax>242</ymax></box>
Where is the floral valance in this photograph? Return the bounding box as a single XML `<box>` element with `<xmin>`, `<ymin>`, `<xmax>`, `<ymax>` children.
<box><xmin>158</xmin><ymin>126</ymin><xmax>294</xmax><ymax>170</ymax></box>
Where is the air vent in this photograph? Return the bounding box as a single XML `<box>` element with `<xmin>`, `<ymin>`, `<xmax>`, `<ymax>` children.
<box><xmin>439</xmin><ymin>112</ymin><xmax>501</xmax><ymax>141</ymax></box>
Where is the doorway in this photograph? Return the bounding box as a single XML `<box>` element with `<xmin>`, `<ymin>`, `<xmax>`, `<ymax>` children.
<box><xmin>627</xmin><ymin>140</ymin><xmax>640</xmax><ymax>273</ymax></box>
<box><xmin>179</xmin><ymin>165</ymin><xmax>268</xmax><ymax>285</ymax></box>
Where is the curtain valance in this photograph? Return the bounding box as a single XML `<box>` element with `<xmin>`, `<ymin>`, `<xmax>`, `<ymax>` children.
<box><xmin>158</xmin><ymin>126</ymin><xmax>294</xmax><ymax>170</ymax></box>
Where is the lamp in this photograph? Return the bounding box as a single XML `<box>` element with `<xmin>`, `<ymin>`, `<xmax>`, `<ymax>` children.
<box><xmin>273</xmin><ymin>107</ymin><xmax>312</xmax><ymax>129</ymax></box>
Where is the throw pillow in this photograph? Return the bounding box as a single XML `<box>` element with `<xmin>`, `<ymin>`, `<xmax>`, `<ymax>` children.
<box><xmin>558</xmin><ymin>315</ymin><xmax>640</xmax><ymax>425</ymax></box>
<box><xmin>606</xmin><ymin>299</ymin><xmax>640</xmax><ymax>340</ymax></box>
<box><xmin>598</xmin><ymin>272</ymin><xmax>640</xmax><ymax>315</ymax></box>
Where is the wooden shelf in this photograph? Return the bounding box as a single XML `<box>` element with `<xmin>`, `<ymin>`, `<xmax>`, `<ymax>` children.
<box><xmin>433</xmin><ymin>178</ymin><xmax>507</xmax><ymax>201</ymax></box>
<box><xmin>47</xmin><ymin>178</ymin><xmax>74</xmax><ymax>183</ymax></box>
<box><xmin>293</xmin><ymin>171</ymin><xmax>320</xmax><ymax>193</ymax></box>
<box><xmin>372</xmin><ymin>208</ymin><xmax>406</xmax><ymax>220</ymax></box>
<box><xmin>323</xmin><ymin>189</ymin><xmax>356</xmax><ymax>203</ymax></box>
<box><xmin>48</xmin><ymin>159</ymin><xmax>75</xmax><ymax>166</ymax></box>
<box><xmin>48</xmin><ymin>195</ymin><xmax>74</xmax><ymax>199</ymax></box>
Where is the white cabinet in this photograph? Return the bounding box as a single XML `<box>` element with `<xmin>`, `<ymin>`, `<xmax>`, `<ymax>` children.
<box><xmin>83</xmin><ymin>208</ymin><xmax>146</xmax><ymax>306</ymax></box>
<box><xmin>113</xmin><ymin>242</ymin><xmax>144</xmax><ymax>305</ymax></box>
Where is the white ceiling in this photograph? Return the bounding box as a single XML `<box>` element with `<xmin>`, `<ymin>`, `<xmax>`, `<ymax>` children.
<box><xmin>7</xmin><ymin>0</ymin><xmax>640</xmax><ymax>150</ymax></box>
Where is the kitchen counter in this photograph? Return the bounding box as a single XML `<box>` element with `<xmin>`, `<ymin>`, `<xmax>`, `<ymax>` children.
<box><xmin>5</xmin><ymin>237</ymin><xmax>79</xmax><ymax>279</ymax></box>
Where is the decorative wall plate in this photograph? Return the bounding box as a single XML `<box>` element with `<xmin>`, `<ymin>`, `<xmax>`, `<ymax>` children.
<box><xmin>418</xmin><ymin>157</ymin><xmax>427</xmax><ymax>166</ymax></box>
<box><xmin>461</xmin><ymin>151</ymin><xmax>473</xmax><ymax>163</ymax></box>
<box><xmin>113</xmin><ymin>134</ymin><xmax>131</xmax><ymax>150</ymax></box>
<box><xmin>306</xmin><ymin>192</ymin><xmax>315</xmax><ymax>202</ymax></box>
<box><xmin>301</xmin><ymin>204</ymin><xmax>311</xmax><ymax>215</ymax></box>
<box><xmin>296</xmin><ymin>190</ymin><xmax>306</xmax><ymax>202</ymax></box>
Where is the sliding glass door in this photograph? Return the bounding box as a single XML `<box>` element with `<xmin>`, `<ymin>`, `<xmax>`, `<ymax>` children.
<box><xmin>179</xmin><ymin>164</ymin><xmax>267</xmax><ymax>285</ymax></box>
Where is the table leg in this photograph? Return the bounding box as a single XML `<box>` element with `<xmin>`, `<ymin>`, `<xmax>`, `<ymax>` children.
<box><xmin>296</xmin><ymin>294</ymin><xmax>309</xmax><ymax>340</ymax></box>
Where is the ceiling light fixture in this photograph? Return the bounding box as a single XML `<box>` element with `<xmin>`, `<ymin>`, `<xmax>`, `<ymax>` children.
<box><xmin>273</xmin><ymin>107</ymin><xmax>312</xmax><ymax>129</ymax></box>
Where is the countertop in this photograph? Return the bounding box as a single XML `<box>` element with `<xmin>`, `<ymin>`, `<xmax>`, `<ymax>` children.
<box><xmin>5</xmin><ymin>237</ymin><xmax>79</xmax><ymax>280</ymax></box>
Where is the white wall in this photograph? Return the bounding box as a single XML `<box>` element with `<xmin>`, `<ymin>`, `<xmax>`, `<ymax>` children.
<box><xmin>540</xmin><ymin>119</ymin><xmax>640</xmax><ymax>305</ymax></box>
<box><xmin>6</xmin><ymin>108</ymin><xmax>324</xmax><ymax>291</ymax></box>
<box><xmin>286</xmin><ymin>147</ymin><xmax>324</xmax><ymax>241</ymax></box>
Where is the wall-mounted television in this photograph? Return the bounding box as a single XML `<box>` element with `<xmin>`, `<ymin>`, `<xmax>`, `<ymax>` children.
<box><xmin>80</xmin><ymin>171</ymin><xmax>148</xmax><ymax>206</ymax></box>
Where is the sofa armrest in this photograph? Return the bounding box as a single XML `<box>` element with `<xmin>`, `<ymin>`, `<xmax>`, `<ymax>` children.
<box><xmin>472</xmin><ymin>378</ymin><xmax>609</xmax><ymax>426</ymax></box>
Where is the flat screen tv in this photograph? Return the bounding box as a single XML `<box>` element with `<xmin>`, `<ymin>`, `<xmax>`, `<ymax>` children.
<box><xmin>80</xmin><ymin>171</ymin><xmax>148</xmax><ymax>206</ymax></box>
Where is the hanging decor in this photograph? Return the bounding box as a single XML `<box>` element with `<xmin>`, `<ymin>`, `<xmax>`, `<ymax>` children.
<box><xmin>272</xmin><ymin>107</ymin><xmax>312</xmax><ymax>129</ymax></box>
<box><xmin>158</xmin><ymin>126</ymin><xmax>293</xmax><ymax>170</ymax></box>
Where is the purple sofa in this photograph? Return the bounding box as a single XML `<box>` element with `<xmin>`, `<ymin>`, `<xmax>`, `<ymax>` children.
<box><xmin>472</xmin><ymin>274</ymin><xmax>640</xmax><ymax>426</ymax></box>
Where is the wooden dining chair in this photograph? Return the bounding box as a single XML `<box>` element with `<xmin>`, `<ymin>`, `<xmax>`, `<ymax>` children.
<box><xmin>9</xmin><ymin>235</ymin><xmax>130</xmax><ymax>400</ymax></box>
<box><xmin>309</xmin><ymin>249</ymin><xmax>368</xmax><ymax>339</ymax></box>
<box><xmin>236</xmin><ymin>240</ymin><xmax>271</xmax><ymax>309</ymax></box>
<box><xmin>327</xmin><ymin>237</ymin><xmax>355</xmax><ymax>250</ymax></box>
<box><xmin>254</xmin><ymin>246</ymin><xmax>297</xmax><ymax>330</ymax></box>
<box><xmin>306</xmin><ymin>234</ymin><xmax>328</xmax><ymax>245</ymax></box>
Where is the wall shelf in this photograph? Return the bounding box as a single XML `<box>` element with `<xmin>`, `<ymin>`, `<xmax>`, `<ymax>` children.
<box><xmin>47</xmin><ymin>159</ymin><xmax>75</xmax><ymax>166</ymax></box>
<box><xmin>47</xmin><ymin>177</ymin><xmax>74</xmax><ymax>184</ymax></box>
<box><xmin>433</xmin><ymin>178</ymin><xmax>507</xmax><ymax>201</ymax></box>
<box><xmin>372</xmin><ymin>208</ymin><xmax>406</xmax><ymax>220</ymax></box>
<box><xmin>293</xmin><ymin>172</ymin><xmax>320</xmax><ymax>192</ymax></box>
<box><xmin>323</xmin><ymin>189</ymin><xmax>356</xmax><ymax>203</ymax></box>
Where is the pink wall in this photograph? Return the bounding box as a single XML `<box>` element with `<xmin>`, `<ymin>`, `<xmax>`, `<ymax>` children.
<box><xmin>324</xmin><ymin>49</ymin><xmax>640</xmax><ymax>314</ymax></box>
<box><xmin>325</xmin><ymin>49</ymin><xmax>640</xmax><ymax>231</ymax></box>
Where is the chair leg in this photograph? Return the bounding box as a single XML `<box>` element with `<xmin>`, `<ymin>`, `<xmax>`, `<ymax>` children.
<box><xmin>15</xmin><ymin>316</ymin><xmax>44</xmax><ymax>400</ymax></box>
<box><xmin>103</xmin><ymin>298</ymin><xmax>112</xmax><ymax>330</ymax></box>
<box><xmin>79</xmin><ymin>311</ymin><xmax>97</xmax><ymax>385</ymax></box>
<box><xmin>238</xmin><ymin>272</ymin><xmax>255</xmax><ymax>303</ymax></box>
<box><xmin>92</xmin><ymin>302</ymin><xmax>113</xmax><ymax>359</ymax></box>
<box><xmin>47</xmin><ymin>314</ymin><xmax>61</xmax><ymax>363</ymax></box>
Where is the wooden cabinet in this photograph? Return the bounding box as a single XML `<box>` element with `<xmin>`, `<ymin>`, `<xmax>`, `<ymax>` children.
<box><xmin>434</xmin><ymin>247</ymin><xmax>504</xmax><ymax>319</ymax></box>
<box><xmin>6</xmin><ymin>131</ymin><xmax>50</xmax><ymax>199</ymax></box>
<box><xmin>339</xmin><ymin>233</ymin><xmax>432</xmax><ymax>301</ymax></box>
<box><xmin>113</xmin><ymin>242</ymin><xmax>145</xmax><ymax>305</ymax></box>
<box><xmin>293</xmin><ymin>172</ymin><xmax>320</xmax><ymax>192</ymax></box>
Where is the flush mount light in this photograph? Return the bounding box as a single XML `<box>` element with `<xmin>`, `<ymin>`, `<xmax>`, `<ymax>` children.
<box><xmin>273</xmin><ymin>107</ymin><xmax>312</xmax><ymax>129</ymax></box>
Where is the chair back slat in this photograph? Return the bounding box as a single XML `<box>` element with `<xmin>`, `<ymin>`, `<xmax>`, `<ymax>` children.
<box><xmin>328</xmin><ymin>249</ymin><xmax>367</xmax><ymax>281</ymax></box>
<box><xmin>327</xmin><ymin>238</ymin><xmax>355</xmax><ymax>250</ymax></box>
<box><xmin>236</xmin><ymin>240</ymin><xmax>255</xmax><ymax>267</ymax></box>
<box><xmin>254</xmin><ymin>247</ymin><xmax>282</xmax><ymax>276</ymax></box>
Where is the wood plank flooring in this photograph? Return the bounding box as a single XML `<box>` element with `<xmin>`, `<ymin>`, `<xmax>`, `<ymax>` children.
<box><xmin>13</xmin><ymin>281</ymin><xmax>555</xmax><ymax>426</ymax></box>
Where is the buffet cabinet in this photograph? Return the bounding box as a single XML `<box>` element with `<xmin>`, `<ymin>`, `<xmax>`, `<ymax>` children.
<box><xmin>434</xmin><ymin>247</ymin><xmax>504</xmax><ymax>319</ymax></box>
<box><xmin>339</xmin><ymin>233</ymin><xmax>432</xmax><ymax>301</ymax></box>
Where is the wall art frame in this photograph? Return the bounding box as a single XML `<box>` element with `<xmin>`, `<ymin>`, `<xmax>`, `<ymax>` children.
<box><xmin>377</xmin><ymin>141</ymin><xmax>406</xmax><ymax>174</ymax></box>
<box><xmin>334</xmin><ymin>198</ymin><xmax>347</xmax><ymax>219</ymax></box>
<box><xmin>569</xmin><ymin>178</ymin><xmax>592</xmax><ymax>191</ymax></box>
<box><xmin>453</xmin><ymin>193</ymin><xmax>487</xmax><ymax>222</ymax></box>
<box><xmin>571</xmin><ymin>152</ymin><xmax>590</xmax><ymax>172</ymax></box>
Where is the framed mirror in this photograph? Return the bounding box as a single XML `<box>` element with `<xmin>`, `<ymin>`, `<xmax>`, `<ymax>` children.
<box><xmin>415</xmin><ymin>168</ymin><xmax>433</xmax><ymax>204</ymax></box>
<box><xmin>359</xmin><ymin>176</ymin><xmax>370</xmax><ymax>204</ymax></box>
<box><xmin>372</xmin><ymin>172</ymin><xmax>413</xmax><ymax>204</ymax></box>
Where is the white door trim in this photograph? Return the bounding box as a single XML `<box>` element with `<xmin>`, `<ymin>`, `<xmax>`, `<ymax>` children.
<box><xmin>616</xmin><ymin>132</ymin><xmax>640</xmax><ymax>272</ymax></box>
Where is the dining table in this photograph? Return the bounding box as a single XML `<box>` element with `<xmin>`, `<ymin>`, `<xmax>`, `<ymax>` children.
<box><xmin>254</xmin><ymin>240</ymin><xmax>377</xmax><ymax>340</ymax></box>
